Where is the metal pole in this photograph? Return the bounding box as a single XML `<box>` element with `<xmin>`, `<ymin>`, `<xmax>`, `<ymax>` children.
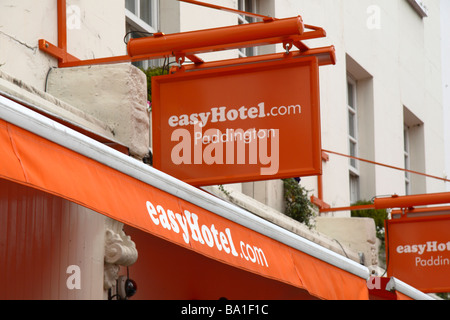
<box><xmin>127</xmin><ymin>16</ymin><xmax>304</xmax><ymax>57</ymax></box>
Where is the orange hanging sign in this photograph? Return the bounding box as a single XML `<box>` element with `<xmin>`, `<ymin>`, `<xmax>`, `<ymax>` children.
<box><xmin>385</xmin><ymin>211</ymin><xmax>450</xmax><ymax>293</ymax></box>
<box><xmin>151</xmin><ymin>56</ymin><xmax>322</xmax><ymax>186</ymax></box>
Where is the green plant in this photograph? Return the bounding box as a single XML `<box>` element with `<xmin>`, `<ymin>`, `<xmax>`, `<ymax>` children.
<box><xmin>350</xmin><ymin>200</ymin><xmax>388</xmax><ymax>241</ymax></box>
<box><xmin>218</xmin><ymin>184</ymin><xmax>231</xmax><ymax>197</ymax></box>
<box><xmin>436</xmin><ymin>292</ymin><xmax>450</xmax><ymax>300</ymax></box>
<box><xmin>351</xmin><ymin>200</ymin><xmax>389</xmax><ymax>268</ymax></box>
<box><xmin>140</xmin><ymin>66</ymin><xmax>166</xmax><ymax>103</ymax></box>
<box><xmin>282</xmin><ymin>178</ymin><xmax>315</xmax><ymax>228</ymax></box>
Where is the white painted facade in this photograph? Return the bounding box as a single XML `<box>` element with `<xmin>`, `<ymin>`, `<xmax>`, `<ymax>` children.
<box><xmin>161</xmin><ymin>0</ymin><xmax>447</xmax><ymax>214</ymax></box>
<box><xmin>268</xmin><ymin>0</ymin><xmax>446</xmax><ymax>212</ymax></box>
<box><xmin>0</xmin><ymin>0</ymin><xmax>447</xmax><ymax>298</ymax></box>
<box><xmin>442</xmin><ymin>0</ymin><xmax>450</xmax><ymax>192</ymax></box>
<box><xmin>0</xmin><ymin>0</ymin><xmax>126</xmax><ymax>91</ymax></box>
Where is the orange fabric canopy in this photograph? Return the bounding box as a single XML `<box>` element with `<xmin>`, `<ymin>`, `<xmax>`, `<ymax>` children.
<box><xmin>0</xmin><ymin>105</ymin><xmax>369</xmax><ymax>300</ymax></box>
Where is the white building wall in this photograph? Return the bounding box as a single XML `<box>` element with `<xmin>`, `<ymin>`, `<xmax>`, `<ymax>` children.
<box><xmin>442</xmin><ymin>0</ymin><xmax>450</xmax><ymax>192</ymax></box>
<box><xmin>270</xmin><ymin>0</ymin><xmax>445</xmax><ymax>212</ymax></box>
<box><xmin>156</xmin><ymin>0</ymin><xmax>446</xmax><ymax>212</ymax></box>
<box><xmin>0</xmin><ymin>0</ymin><xmax>126</xmax><ymax>91</ymax></box>
<box><xmin>0</xmin><ymin>0</ymin><xmax>57</xmax><ymax>90</ymax></box>
<box><xmin>65</xmin><ymin>0</ymin><xmax>126</xmax><ymax>60</ymax></box>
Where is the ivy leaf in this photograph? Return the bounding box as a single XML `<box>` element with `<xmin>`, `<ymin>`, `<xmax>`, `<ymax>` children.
<box><xmin>283</xmin><ymin>178</ymin><xmax>315</xmax><ymax>228</ymax></box>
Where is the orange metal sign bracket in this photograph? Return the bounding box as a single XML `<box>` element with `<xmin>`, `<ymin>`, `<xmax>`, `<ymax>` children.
<box><xmin>316</xmin><ymin>149</ymin><xmax>450</xmax><ymax>213</ymax></box>
<box><xmin>318</xmin><ymin>192</ymin><xmax>450</xmax><ymax>214</ymax></box>
<box><xmin>178</xmin><ymin>0</ymin><xmax>328</xmax><ymax>47</ymax></box>
<box><xmin>391</xmin><ymin>205</ymin><xmax>450</xmax><ymax>219</ymax></box>
<box><xmin>39</xmin><ymin>0</ymin><xmax>331</xmax><ymax>68</ymax></box>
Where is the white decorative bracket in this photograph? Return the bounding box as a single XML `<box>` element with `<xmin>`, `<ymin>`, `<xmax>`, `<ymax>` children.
<box><xmin>103</xmin><ymin>221</ymin><xmax>138</xmax><ymax>290</ymax></box>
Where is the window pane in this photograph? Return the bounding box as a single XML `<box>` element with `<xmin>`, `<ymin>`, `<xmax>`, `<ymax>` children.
<box><xmin>349</xmin><ymin>174</ymin><xmax>360</xmax><ymax>203</ymax></box>
<box><xmin>246</xmin><ymin>0</ymin><xmax>254</xmax><ymax>11</ymax></box>
<box><xmin>348</xmin><ymin>112</ymin><xmax>356</xmax><ymax>138</ymax></box>
<box><xmin>350</xmin><ymin>141</ymin><xmax>357</xmax><ymax>168</ymax></box>
<box><xmin>238</xmin><ymin>0</ymin><xmax>256</xmax><ymax>56</ymax></box>
<box><xmin>239</xmin><ymin>0</ymin><xmax>255</xmax><ymax>23</ymax></box>
<box><xmin>140</xmin><ymin>0</ymin><xmax>152</xmax><ymax>26</ymax></box>
<box><xmin>404</xmin><ymin>127</ymin><xmax>409</xmax><ymax>153</ymax></box>
<box><xmin>125</xmin><ymin>0</ymin><xmax>136</xmax><ymax>13</ymax></box>
<box><xmin>404</xmin><ymin>158</ymin><xmax>410</xmax><ymax>179</ymax></box>
<box><xmin>404</xmin><ymin>151</ymin><xmax>410</xmax><ymax>179</ymax></box>
<box><xmin>347</xmin><ymin>82</ymin><xmax>355</xmax><ymax>108</ymax></box>
<box><xmin>239</xmin><ymin>0</ymin><xmax>254</xmax><ymax>12</ymax></box>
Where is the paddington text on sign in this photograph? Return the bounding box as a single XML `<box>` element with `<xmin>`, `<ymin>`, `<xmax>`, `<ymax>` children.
<box><xmin>396</xmin><ymin>241</ymin><xmax>450</xmax><ymax>267</ymax></box>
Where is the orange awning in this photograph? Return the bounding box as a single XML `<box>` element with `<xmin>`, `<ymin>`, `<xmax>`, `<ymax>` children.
<box><xmin>0</xmin><ymin>94</ymin><xmax>371</xmax><ymax>300</ymax></box>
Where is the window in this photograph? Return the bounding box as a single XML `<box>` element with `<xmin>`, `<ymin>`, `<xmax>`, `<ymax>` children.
<box><xmin>347</xmin><ymin>77</ymin><xmax>359</xmax><ymax>172</ymax></box>
<box><xmin>403</xmin><ymin>106</ymin><xmax>426</xmax><ymax>194</ymax></box>
<box><xmin>238</xmin><ymin>0</ymin><xmax>257</xmax><ymax>57</ymax></box>
<box><xmin>404</xmin><ymin>125</ymin><xmax>411</xmax><ymax>195</ymax></box>
<box><xmin>126</xmin><ymin>0</ymin><xmax>158</xmax><ymax>32</ymax></box>
<box><xmin>346</xmin><ymin>55</ymin><xmax>375</xmax><ymax>201</ymax></box>
<box><xmin>347</xmin><ymin>77</ymin><xmax>360</xmax><ymax>203</ymax></box>
<box><xmin>125</xmin><ymin>0</ymin><xmax>159</xmax><ymax>69</ymax></box>
<box><xmin>349</xmin><ymin>174</ymin><xmax>360</xmax><ymax>204</ymax></box>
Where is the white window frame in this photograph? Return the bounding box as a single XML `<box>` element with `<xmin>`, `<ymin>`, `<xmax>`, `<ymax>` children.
<box><xmin>125</xmin><ymin>0</ymin><xmax>159</xmax><ymax>34</ymax></box>
<box><xmin>347</xmin><ymin>77</ymin><xmax>359</xmax><ymax>175</ymax></box>
<box><xmin>404</xmin><ymin>125</ymin><xmax>411</xmax><ymax>195</ymax></box>
<box><xmin>238</xmin><ymin>0</ymin><xmax>258</xmax><ymax>58</ymax></box>
<box><xmin>125</xmin><ymin>0</ymin><xmax>160</xmax><ymax>69</ymax></box>
<box><xmin>347</xmin><ymin>76</ymin><xmax>360</xmax><ymax>203</ymax></box>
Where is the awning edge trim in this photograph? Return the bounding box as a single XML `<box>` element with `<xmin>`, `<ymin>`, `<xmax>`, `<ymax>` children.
<box><xmin>0</xmin><ymin>94</ymin><xmax>370</xmax><ymax>281</ymax></box>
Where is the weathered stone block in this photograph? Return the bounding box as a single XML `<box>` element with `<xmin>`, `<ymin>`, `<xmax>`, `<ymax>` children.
<box><xmin>47</xmin><ymin>63</ymin><xmax>149</xmax><ymax>159</ymax></box>
<box><xmin>315</xmin><ymin>217</ymin><xmax>379</xmax><ymax>267</ymax></box>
